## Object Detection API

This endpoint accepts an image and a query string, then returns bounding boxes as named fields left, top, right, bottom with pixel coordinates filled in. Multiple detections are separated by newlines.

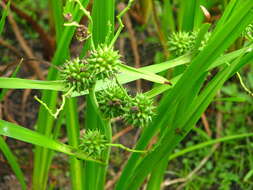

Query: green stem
left=71, top=0, right=95, bottom=49
left=34, top=87, right=74, bottom=119
left=168, top=133, right=253, bottom=161
left=236, top=72, right=253, bottom=96
left=107, top=143, right=147, bottom=153
left=87, top=85, right=112, bottom=190
left=65, top=98, right=84, bottom=189
left=109, top=0, right=134, bottom=47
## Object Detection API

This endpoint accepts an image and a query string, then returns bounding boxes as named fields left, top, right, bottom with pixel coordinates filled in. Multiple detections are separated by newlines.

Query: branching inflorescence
left=61, top=45, right=121, bottom=92
left=35, top=0, right=152, bottom=158
left=168, top=31, right=197, bottom=56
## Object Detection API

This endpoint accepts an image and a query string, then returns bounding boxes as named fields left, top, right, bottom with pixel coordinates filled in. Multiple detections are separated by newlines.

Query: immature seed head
left=87, top=45, right=121, bottom=80
left=64, top=13, right=73, bottom=21
left=97, top=85, right=130, bottom=119
left=124, top=93, right=155, bottom=128
left=168, top=31, right=197, bottom=56
left=61, top=57, right=94, bottom=92
left=76, top=25, right=90, bottom=42
left=79, top=129, right=108, bottom=159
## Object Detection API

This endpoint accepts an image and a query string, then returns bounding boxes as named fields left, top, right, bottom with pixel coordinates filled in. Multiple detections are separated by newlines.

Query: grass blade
left=32, top=1, right=89, bottom=188
left=168, top=133, right=253, bottom=161
left=0, top=136, right=27, bottom=190
left=0, top=0, right=10, bottom=35
left=116, top=1, right=253, bottom=188
left=65, top=99, right=84, bottom=189
left=0, top=119, right=103, bottom=164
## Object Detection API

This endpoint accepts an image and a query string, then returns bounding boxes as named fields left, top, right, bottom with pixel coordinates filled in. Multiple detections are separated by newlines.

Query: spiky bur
left=168, top=31, right=212, bottom=56
left=79, top=129, right=108, bottom=159
left=168, top=31, right=197, bottom=56
left=96, top=85, right=130, bottom=119
left=97, top=84, right=155, bottom=127
left=87, top=45, right=121, bottom=80
left=61, top=57, right=92, bottom=92
left=123, top=93, right=155, bottom=128
left=60, top=45, right=122, bottom=92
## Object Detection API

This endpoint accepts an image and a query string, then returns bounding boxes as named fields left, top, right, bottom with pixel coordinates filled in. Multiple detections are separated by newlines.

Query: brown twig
left=0, top=61, right=17, bottom=76
left=216, top=91, right=223, bottom=139
left=201, top=113, right=212, bottom=137
left=151, top=0, right=169, bottom=58
left=129, top=9, right=144, bottom=25
left=105, top=170, right=122, bottom=190
left=177, top=144, right=219, bottom=190
left=0, top=103, right=3, bottom=119
left=118, top=36, right=126, bottom=59
left=4, top=0, right=55, bottom=59
left=118, top=2, right=142, bottom=91
left=3, top=90, right=18, bottom=124
left=0, top=38, right=23, bottom=57
left=112, top=126, right=133, bottom=142
left=1, top=1, right=45, bottom=80
left=21, top=89, right=32, bottom=124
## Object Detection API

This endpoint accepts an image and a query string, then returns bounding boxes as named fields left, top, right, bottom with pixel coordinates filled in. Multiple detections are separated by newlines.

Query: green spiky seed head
left=87, top=45, right=121, bottom=80
left=123, top=93, right=155, bottom=128
left=168, top=31, right=197, bottom=56
left=97, top=85, right=130, bottom=119
left=79, top=129, right=108, bottom=159
left=61, top=58, right=94, bottom=92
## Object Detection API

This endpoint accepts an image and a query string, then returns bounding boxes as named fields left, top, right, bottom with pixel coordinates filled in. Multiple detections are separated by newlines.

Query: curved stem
left=107, top=143, right=147, bottom=153
left=34, top=87, right=74, bottom=119
left=69, top=0, right=95, bottom=50
left=109, top=0, right=135, bottom=48
left=236, top=72, right=253, bottom=96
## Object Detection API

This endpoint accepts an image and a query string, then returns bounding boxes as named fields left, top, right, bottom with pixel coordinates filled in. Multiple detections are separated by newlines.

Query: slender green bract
left=168, top=133, right=253, bottom=161
left=0, top=137, right=27, bottom=190
left=0, top=119, right=104, bottom=164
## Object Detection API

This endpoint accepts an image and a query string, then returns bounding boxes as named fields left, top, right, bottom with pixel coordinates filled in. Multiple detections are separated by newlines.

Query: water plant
left=0, top=0, right=253, bottom=189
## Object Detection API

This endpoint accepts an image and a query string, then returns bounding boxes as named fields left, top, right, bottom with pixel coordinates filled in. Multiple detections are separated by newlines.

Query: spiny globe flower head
left=124, top=93, right=155, bottom=128
left=97, top=85, right=130, bottom=119
left=87, top=44, right=122, bottom=81
left=60, top=57, right=94, bottom=92
left=168, top=31, right=197, bottom=56
left=79, top=129, right=108, bottom=159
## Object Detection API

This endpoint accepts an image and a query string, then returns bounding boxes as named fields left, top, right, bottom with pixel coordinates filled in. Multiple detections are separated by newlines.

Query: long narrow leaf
left=0, top=0, right=10, bottom=35
left=168, top=133, right=253, bottom=161
left=0, top=119, right=103, bottom=164
left=0, top=136, right=27, bottom=190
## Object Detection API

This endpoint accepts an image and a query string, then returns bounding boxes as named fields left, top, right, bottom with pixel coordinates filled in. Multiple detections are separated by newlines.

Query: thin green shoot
left=107, top=143, right=147, bottom=153
left=109, top=0, right=135, bottom=47
left=236, top=72, right=253, bottom=97
left=34, top=87, right=75, bottom=119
